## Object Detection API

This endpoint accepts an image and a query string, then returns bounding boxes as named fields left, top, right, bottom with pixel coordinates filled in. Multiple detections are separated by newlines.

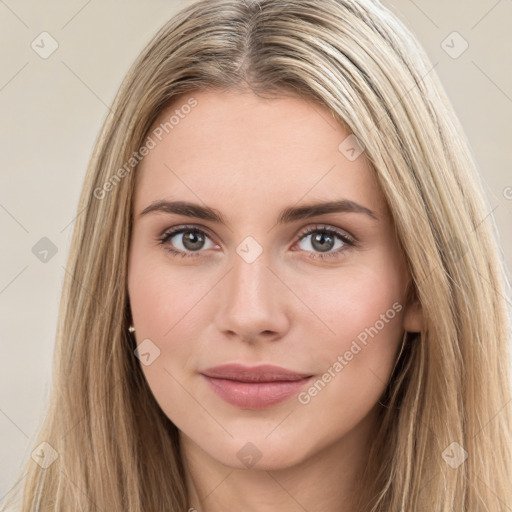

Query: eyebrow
left=139, top=199, right=378, bottom=225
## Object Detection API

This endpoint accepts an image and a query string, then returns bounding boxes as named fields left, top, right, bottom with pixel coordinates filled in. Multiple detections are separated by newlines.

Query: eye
left=294, top=225, right=355, bottom=260
left=158, top=224, right=356, bottom=260
left=158, top=225, right=218, bottom=258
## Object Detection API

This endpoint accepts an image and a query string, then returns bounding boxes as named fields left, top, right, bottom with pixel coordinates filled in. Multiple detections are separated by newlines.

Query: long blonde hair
left=3, top=0, right=511, bottom=510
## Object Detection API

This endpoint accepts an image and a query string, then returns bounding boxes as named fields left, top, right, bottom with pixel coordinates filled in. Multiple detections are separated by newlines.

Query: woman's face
left=127, top=89, right=422, bottom=470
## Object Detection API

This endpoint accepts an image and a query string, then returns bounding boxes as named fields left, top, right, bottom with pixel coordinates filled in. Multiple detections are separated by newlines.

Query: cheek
left=128, top=245, right=215, bottom=341
left=307, top=259, right=405, bottom=339
left=297, top=262, right=405, bottom=394
left=127, top=250, right=218, bottom=422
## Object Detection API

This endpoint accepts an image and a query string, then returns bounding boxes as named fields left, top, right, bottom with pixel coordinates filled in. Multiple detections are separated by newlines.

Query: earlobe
left=402, top=300, right=423, bottom=333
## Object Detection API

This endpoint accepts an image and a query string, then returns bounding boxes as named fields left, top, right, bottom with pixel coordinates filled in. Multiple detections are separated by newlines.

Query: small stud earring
left=128, top=325, right=135, bottom=333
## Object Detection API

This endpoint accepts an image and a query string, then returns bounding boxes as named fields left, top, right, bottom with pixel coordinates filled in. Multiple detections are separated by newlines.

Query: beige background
left=1, top=0, right=511, bottom=500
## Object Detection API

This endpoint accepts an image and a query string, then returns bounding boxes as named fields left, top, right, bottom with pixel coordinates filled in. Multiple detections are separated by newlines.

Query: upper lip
left=201, top=363, right=312, bottom=382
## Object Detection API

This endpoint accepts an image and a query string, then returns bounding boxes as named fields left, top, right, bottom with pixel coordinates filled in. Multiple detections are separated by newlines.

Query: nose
left=213, top=251, right=291, bottom=344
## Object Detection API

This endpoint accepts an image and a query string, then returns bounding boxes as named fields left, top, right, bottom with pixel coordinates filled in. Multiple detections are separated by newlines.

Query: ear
left=402, top=283, right=423, bottom=332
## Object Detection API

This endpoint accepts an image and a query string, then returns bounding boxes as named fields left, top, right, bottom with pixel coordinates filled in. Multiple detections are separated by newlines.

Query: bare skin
left=127, top=88, right=423, bottom=511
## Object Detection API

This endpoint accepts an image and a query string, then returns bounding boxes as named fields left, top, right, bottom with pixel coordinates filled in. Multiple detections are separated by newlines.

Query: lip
left=201, top=363, right=313, bottom=409
left=201, top=363, right=312, bottom=382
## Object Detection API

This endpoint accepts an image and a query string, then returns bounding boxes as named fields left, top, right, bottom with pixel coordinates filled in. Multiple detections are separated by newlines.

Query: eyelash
left=157, top=224, right=356, bottom=261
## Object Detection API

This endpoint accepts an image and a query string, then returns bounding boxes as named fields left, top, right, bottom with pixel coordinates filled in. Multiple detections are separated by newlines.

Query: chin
left=207, top=435, right=312, bottom=471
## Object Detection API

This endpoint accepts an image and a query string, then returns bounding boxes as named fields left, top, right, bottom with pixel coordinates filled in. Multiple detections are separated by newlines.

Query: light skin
left=127, top=88, right=423, bottom=511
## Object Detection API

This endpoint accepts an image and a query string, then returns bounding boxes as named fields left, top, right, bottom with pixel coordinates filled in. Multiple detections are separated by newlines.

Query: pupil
left=184, top=231, right=204, bottom=251
left=312, top=232, right=333, bottom=252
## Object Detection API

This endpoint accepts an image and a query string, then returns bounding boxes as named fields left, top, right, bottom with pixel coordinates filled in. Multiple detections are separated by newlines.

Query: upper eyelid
left=160, top=224, right=217, bottom=242
left=298, top=224, right=355, bottom=242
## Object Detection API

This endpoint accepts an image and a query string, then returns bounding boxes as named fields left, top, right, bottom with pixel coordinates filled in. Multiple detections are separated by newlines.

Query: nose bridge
left=230, top=249, right=270, bottom=303
left=213, top=245, right=290, bottom=340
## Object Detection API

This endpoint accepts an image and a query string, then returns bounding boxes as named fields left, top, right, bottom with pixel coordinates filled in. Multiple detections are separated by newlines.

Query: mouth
left=200, top=363, right=314, bottom=409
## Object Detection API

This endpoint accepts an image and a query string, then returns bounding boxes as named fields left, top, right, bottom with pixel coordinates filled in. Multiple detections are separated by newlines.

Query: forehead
left=144, top=89, right=347, bottom=161
left=135, top=89, right=384, bottom=216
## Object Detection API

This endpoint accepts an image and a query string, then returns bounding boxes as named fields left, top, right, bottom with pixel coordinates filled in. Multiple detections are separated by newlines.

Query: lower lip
left=202, top=375, right=313, bottom=410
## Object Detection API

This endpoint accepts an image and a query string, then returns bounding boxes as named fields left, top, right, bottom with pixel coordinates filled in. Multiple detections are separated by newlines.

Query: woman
left=3, top=0, right=511, bottom=510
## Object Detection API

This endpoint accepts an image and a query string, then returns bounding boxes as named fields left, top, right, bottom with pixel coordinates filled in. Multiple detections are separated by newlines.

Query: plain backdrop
left=1, top=0, right=511, bottom=501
